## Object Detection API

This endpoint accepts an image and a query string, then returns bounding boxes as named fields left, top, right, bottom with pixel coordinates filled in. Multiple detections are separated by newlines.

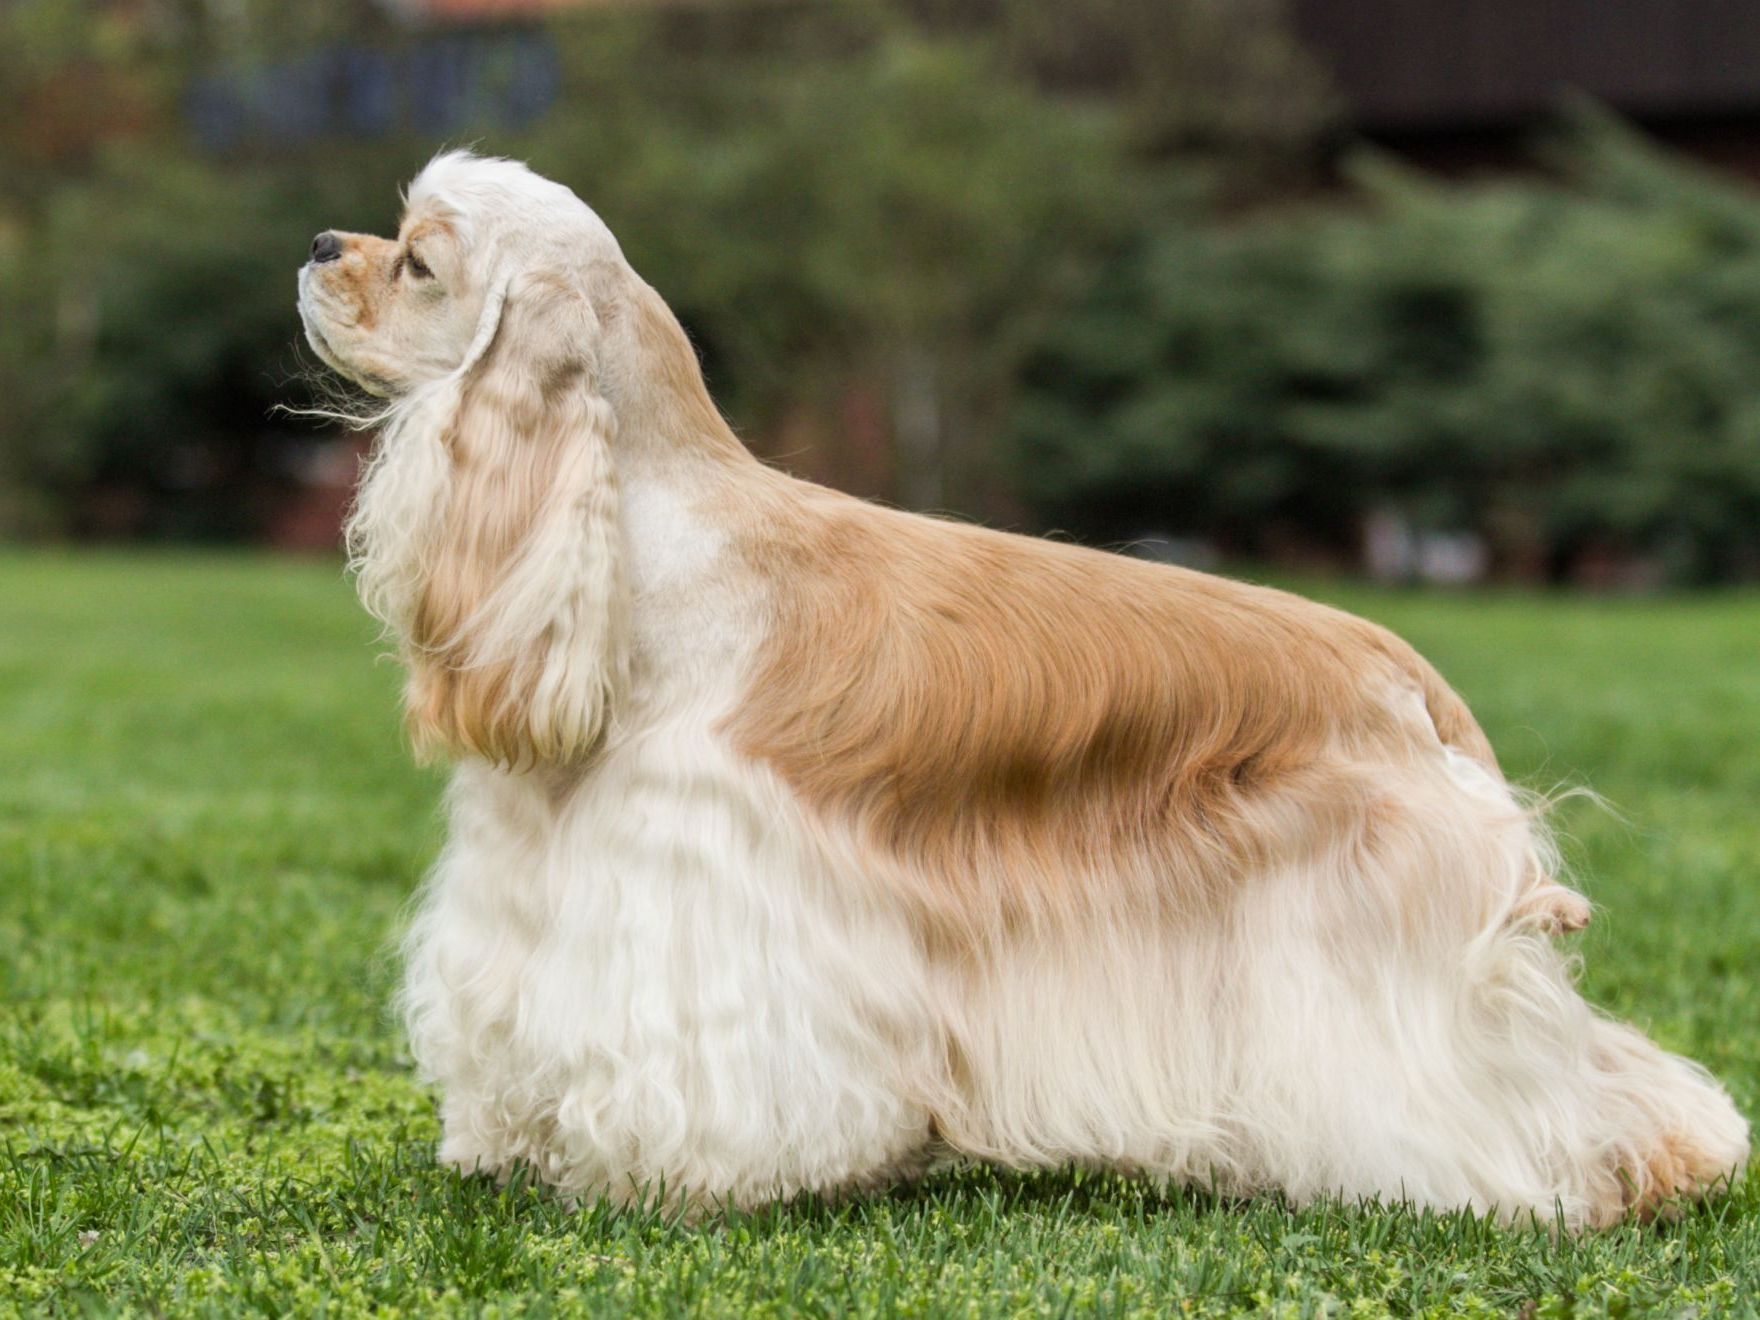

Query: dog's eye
left=396, top=250, right=432, bottom=281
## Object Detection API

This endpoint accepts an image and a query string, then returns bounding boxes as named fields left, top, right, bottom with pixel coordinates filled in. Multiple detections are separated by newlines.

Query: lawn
left=3, top=551, right=1759, bottom=1316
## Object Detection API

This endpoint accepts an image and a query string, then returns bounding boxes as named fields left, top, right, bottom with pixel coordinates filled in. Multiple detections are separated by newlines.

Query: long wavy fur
left=298, top=150, right=1747, bottom=1228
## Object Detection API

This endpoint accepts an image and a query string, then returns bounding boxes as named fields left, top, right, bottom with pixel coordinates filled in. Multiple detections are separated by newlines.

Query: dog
left=297, top=151, right=1747, bottom=1226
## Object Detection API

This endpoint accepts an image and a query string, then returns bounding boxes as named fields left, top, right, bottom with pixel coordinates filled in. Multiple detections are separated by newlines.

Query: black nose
left=309, top=231, right=342, bottom=264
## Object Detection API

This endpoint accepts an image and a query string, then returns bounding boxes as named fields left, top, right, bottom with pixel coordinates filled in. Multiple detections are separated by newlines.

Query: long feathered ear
left=398, top=270, right=628, bottom=768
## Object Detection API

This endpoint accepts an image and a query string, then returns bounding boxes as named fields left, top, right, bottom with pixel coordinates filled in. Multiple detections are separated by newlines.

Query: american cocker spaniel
left=296, top=151, right=1746, bottom=1226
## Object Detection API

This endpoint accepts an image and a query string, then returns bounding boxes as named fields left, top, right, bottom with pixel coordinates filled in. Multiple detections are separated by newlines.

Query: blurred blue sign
left=187, top=30, right=560, bottom=150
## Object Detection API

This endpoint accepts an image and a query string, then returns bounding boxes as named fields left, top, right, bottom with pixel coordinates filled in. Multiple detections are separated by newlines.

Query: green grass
left=3, top=552, right=1760, bottom=1316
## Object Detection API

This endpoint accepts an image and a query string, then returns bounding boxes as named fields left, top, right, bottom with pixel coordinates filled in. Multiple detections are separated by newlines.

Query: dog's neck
left=599, top=279, right=777, bottom=704
left=602, top=277, right=754, bottom=481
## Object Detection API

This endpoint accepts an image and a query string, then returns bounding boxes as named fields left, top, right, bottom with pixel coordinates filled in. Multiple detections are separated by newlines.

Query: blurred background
left=7, top=0, right=1760, bottom=586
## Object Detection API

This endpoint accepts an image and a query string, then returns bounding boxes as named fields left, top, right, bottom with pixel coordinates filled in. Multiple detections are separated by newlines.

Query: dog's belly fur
left=401, top=681, right=1747, bottom=1225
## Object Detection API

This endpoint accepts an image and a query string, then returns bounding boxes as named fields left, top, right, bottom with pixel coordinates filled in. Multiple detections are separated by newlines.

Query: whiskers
left=274, top=349, right=398, bottom=431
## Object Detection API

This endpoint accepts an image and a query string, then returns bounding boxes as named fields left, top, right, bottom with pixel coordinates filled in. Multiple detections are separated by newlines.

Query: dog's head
left=297, top=151, right=626, bottom=399
left=300, top=153, right=653, bottom=768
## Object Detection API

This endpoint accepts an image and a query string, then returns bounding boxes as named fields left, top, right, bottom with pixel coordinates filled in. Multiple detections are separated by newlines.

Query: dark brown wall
left=1293, top=0, right=1760, bottom=132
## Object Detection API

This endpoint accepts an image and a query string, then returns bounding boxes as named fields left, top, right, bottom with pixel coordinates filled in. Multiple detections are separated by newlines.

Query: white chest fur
left=396, top=471, right=940, bottom=1207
